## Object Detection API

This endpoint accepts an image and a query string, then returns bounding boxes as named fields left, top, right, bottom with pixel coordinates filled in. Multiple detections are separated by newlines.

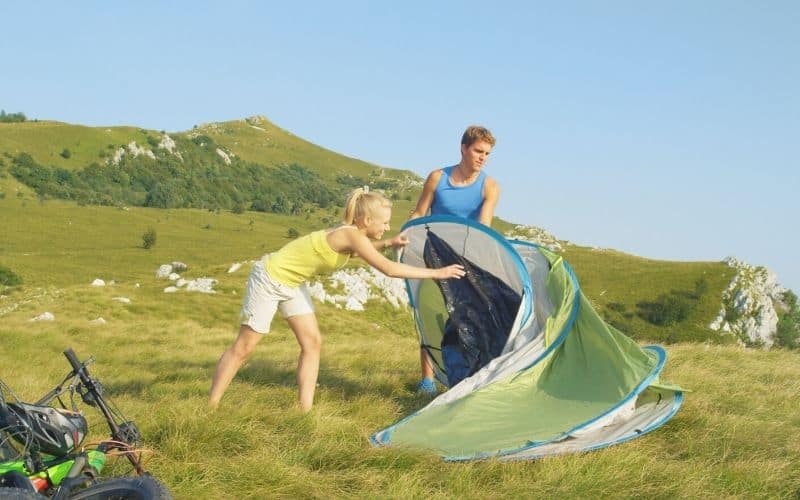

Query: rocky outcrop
left=216, top=148, right=232, bottom=165
left=709, top=257, right=787, bottom=347
left=308, top=267, right=408, bottom=311
left=504, top=224, right=564, bottom=252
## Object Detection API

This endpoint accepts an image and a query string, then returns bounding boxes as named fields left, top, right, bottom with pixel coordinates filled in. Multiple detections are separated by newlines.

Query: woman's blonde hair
left=342, top=187, right=392, bottom=225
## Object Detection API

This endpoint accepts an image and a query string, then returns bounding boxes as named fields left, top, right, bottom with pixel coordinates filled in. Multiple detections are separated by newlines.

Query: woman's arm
left=337, top=227, right=464, bottom=280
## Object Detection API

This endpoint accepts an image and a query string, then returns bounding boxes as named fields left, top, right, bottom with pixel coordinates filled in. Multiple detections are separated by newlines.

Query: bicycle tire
left=0, top=488, right=45, bottom=499
left=67, top=476, right=171, bottom=500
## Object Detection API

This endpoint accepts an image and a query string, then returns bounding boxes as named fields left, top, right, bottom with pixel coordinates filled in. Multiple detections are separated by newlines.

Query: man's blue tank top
left=430, top=165, right=486, bottom=220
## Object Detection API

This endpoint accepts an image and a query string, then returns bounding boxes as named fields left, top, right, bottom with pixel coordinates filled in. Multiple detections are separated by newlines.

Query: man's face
left=460, top=140, right=493, bottom=172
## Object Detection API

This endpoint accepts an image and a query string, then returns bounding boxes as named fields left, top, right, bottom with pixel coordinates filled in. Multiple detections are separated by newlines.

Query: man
left=408, top=125, right=501, bottom=394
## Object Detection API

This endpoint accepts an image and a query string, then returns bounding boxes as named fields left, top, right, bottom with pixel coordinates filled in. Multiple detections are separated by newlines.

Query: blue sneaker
left=416, top=378, right=437, bottom=395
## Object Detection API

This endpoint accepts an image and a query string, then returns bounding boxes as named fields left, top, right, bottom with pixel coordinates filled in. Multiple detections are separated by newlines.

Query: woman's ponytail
left=342, top=186, right=391, bottom=225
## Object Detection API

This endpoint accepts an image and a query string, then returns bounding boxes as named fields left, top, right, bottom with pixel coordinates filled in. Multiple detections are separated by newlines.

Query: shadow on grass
left=105, top=356, right=431, bottom=416
left=239, top=359, right=433, bottom=415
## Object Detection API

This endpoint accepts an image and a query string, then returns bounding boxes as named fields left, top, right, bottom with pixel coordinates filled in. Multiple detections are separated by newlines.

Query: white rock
left=89, top=317, right=107, bottom=325
left=185, top=278, right=217, bottom=294
left=91, top=279, right=106, bottom=287
left=127, top=141, right=156, bottom=159
left=111, top=147, right=125, bottom=165
left=158, top=134, right=177, bottom=153
left=113, top=297, right=131, bottom=304
left=164, top=286, right=179, bottom=293
left=168, top=272, right=181, bottom=281
left=227, top=262, right=243, bottom=273
left=31, top=312, right=55, bottom=322
left=345, top=297, right=364, bottom=311
left=216, top=148, right=232, bottom=165
left=156, top=264, right=173, bottom=278
left=504, top=224, right=564, bottom=251
left=171, top=262, right=188, bottom=272
left=307, top=267, right=408, bottom=311
left=718, top=258, right=788, bottom=347
left=175, top=278, right=188, bottom=288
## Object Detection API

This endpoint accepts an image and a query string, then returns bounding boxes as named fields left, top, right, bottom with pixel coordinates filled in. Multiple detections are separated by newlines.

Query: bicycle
left=0, top=348, right=171, bottom=499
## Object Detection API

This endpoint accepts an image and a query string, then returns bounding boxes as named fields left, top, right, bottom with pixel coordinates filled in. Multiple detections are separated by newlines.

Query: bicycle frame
left=1, top=348, right=148, bottom=496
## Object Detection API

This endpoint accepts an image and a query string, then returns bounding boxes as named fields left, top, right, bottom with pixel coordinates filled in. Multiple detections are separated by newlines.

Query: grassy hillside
left=561, top=247, right=737, bottom=344
left=0, top=117, right=419, bottom=198
left=0, top=120, right=150, bottom=170
left=0, top=194, right=797, bottom=496
left=0, top=116, right=764, bottom=347
left=1, top=115, right=799, bottom=495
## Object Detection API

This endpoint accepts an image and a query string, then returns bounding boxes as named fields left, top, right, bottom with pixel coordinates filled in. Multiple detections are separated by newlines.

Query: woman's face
left=362, top=205, right=392, bottom=240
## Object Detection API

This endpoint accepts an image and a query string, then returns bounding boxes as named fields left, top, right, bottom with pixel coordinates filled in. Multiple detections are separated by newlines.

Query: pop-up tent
left=371, top=216, right=683, bottom=461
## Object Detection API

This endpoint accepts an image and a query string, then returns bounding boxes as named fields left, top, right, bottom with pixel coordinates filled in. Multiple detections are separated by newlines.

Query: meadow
left=2, top=186, right=799, bottom=499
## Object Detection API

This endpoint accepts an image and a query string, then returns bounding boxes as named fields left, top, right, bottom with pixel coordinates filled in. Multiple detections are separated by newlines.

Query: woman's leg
left=286, top=313, right=322, bottom=412
left=209, top=325, right=263, bottom=408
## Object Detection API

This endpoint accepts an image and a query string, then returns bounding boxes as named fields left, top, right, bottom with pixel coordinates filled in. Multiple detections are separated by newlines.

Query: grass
left=561, top=246, right=737, bottom=344
left=2, top=294, right=799, bottom=498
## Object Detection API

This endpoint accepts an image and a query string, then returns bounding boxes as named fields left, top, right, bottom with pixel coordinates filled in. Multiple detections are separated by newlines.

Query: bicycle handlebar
left=60, top=347, right=145, bottom=474
left=63, top=348, right=82, bottom=374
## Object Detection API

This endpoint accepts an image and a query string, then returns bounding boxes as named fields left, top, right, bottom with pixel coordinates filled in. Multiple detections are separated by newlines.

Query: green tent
left=371, top=216, right=683, bottom=461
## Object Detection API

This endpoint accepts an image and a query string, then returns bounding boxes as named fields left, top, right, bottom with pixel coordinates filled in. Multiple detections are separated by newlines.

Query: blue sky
left=2, top=1, right=798, bottom=293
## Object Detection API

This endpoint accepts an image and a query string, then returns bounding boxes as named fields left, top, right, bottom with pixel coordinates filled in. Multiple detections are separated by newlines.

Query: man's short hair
left=461, top=125, right=496, bottom=147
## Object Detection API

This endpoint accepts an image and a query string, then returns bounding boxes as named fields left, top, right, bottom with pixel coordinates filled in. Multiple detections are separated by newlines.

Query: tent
left=371, top=216, right=683, bottom=461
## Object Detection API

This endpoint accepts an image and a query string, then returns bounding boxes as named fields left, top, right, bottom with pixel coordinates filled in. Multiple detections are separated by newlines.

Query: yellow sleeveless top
left=264, top=229, right=350, bottom=287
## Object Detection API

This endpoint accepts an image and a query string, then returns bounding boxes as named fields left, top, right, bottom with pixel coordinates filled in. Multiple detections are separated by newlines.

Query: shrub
left=782, top=290, right=798, bottom=310
left=0, top=110, right=26, bottom=123
left=639, top=294, right=693, bottom=326
left=60, top=148, right=71, bottom=159
left=775, top=312, right=799, bottom=349
left=0, top=265, right=22, bottom=287
left=693, top=277, right=709, bottom=299
left=141, top=227, right=157, bottom=249
left=774, top=292, right=799, bottom=349
left=287, top=227, right=300, bottom=239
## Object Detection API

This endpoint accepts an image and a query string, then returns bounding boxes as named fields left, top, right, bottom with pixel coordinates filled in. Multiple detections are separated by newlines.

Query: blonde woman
left=209, top=187, right=465, bottom=411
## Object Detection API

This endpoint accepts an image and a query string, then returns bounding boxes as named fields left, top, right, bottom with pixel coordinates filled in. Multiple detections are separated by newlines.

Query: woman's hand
left=386, top=232, right=410, bottom=249
left=435, top=264, right=466, bottom=280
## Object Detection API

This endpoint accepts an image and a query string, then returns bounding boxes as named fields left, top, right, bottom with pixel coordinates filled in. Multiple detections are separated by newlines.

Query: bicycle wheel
left=0, top=488, right=44, bottom=499
left=67, top=476, right=171, bottom=500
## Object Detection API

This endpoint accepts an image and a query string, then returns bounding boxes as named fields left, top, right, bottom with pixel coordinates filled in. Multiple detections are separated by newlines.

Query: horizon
left=2, top=1, right=797, bottom=293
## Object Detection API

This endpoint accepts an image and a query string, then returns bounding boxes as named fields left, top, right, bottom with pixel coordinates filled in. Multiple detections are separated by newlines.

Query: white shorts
left=239, top=258, right=315, bottom=334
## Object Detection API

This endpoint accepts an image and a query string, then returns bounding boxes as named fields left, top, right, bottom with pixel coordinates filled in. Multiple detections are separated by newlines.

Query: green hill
left=1, top=116, right=799, bottom=498
left=1, top=116, right=795, bottom=347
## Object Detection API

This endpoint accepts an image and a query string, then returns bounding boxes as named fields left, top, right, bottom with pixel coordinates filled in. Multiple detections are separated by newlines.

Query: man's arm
left=478, top=177, right=500, bottom=226
left=408, top=170, right=443, bottom=220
